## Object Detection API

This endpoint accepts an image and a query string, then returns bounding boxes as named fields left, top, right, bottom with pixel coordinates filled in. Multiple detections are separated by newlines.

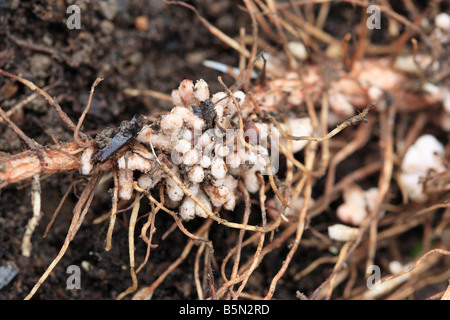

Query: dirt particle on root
left=94, top=127, right=115, bottom=149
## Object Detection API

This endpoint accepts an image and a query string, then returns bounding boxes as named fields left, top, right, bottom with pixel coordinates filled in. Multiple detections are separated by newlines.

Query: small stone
left=135, top=16, right=149, bottom=31
left=100, top=0, right=121, bottom=20
left=100, top=20, right=115, bottom=34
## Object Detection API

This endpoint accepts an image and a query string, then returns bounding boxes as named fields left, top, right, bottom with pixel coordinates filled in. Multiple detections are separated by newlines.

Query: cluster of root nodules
left=81, top=79, right=303, bottom=222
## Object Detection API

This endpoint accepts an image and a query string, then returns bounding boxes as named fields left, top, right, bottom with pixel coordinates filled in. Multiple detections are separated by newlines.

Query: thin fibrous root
left=0, top=68, right=89, bottom=141
left=24, top=173, right=102, bottom=300
left=270, top=104, right=376, bottom=142
left=21, top=174, right=42, bottom=257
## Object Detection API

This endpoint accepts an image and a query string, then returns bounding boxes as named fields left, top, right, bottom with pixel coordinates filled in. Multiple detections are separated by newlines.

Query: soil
left=0, top=0, right=264, bottom=300
left=0, top=1, right=449, bottom=300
